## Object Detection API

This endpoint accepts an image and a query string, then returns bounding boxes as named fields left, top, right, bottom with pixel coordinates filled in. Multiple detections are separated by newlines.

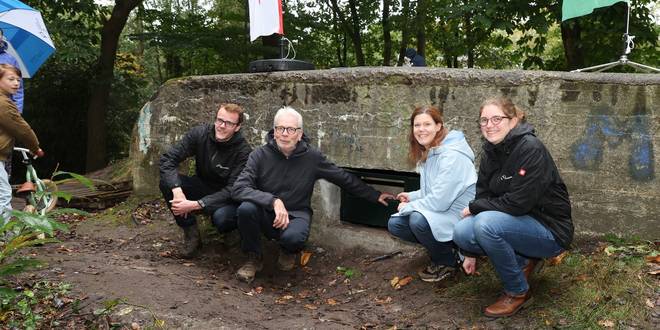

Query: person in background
left=159, top=103, right=252, bottom=258
left=405, top=48, right=426, bottom=67
left=232, top=106, right=394, bottom=283
left=453, top=97, right=573, bottom=318
left=388, top=105, right=476, bottom=282
left=0, top=29, right=24, bottom=179
left=0, top=64, right=42, bottom=224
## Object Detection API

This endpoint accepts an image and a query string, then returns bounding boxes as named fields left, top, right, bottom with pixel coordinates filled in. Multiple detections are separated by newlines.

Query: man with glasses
left=159, top=103, right=252, bottom=258
left=232, top=106, right=394, bottom=283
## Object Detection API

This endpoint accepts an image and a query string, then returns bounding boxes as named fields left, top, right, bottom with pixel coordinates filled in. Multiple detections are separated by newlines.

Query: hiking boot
left=522, top=259, right=544, bottom=281
left=484, top=291, right=533, bottom=318
left=236, top=253, right=263, bottom=283
left=180, top=224, right=201, bottom=259
left=277, top=250, right=297, bottom=271
left=418, top=263, right=456, bottom=282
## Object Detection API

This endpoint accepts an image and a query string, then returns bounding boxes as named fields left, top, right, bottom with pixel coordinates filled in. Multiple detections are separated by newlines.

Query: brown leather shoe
left=522, top=259, right=544, bottom=281
left=484, top=291, right=533, bottom=318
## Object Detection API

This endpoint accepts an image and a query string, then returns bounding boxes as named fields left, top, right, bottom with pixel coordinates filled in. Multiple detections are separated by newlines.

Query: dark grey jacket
left=232, top=130, right=381, bottom=218
left=469, top=122, right=574, bottom=249
left=159, top=124, right=252, bottom=212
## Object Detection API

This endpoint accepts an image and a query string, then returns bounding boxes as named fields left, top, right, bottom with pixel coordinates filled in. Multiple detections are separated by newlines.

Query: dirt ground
left=17, top=199, right=650, bottom=329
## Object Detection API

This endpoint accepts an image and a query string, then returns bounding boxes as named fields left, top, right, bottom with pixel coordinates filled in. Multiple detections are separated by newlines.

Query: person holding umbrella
left=0, top=63, right=43, bottom=224
left=0, top=28, right=23, bottom=178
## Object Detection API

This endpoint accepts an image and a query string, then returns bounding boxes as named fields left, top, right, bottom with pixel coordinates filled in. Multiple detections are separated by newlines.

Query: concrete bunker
left=130, top=67, right=660, bottom=253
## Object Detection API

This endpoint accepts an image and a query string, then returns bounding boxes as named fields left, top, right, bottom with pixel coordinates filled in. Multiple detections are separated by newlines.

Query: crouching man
left=159, top=103, right=252, bottom=258
left=232, top=106, right=394, bottom=283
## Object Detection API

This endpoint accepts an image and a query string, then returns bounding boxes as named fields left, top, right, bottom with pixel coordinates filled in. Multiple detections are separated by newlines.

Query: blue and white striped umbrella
left=0, top=0, right=55, bottom=78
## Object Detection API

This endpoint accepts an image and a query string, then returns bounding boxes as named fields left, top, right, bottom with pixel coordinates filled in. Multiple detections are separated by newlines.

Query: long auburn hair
left=408, top=105, right=448, bottom=166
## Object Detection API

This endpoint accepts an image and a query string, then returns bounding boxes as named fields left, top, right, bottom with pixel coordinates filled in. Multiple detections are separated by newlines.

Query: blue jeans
left=388, top=211, right=457, bottom=267
left=453, top=211, right=564, bottom=295
left=0, top=161, right=11, bottom=224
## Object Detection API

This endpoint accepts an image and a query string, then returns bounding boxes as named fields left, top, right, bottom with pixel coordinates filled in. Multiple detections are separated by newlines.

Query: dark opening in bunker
left=341, top=167, right=420, bottom=228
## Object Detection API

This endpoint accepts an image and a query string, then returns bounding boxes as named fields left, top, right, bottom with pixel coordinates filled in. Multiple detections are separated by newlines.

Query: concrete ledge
left=130, top=67, right=660, bottom=251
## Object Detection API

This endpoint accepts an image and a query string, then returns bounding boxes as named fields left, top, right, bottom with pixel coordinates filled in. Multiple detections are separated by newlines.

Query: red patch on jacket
left=518, top=168, right=526, bottom=176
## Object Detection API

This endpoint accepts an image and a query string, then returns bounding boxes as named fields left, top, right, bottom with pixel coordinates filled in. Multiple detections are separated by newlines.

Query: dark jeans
left=159, top=174, right=237, bottom=232
left=388, top=211, right=457, bottom=267
left=237, top=201, right=310, bottom=256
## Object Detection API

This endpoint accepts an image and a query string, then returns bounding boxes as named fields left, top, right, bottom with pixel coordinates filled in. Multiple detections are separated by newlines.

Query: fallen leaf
left=646, top=298, right=655, bottom=308
left=390, top=276, right=400, bottom=288
left=645, top=255, right=660, bottom=263
left=575, top=274, right=589, bottom=282
left=395, top=276, right=413, bottom=289
left=304, top=304, right=318, bottom=310
left=375, top=296, right=392, bottom=304
left=297, top=290, right=311, bottom=299
left=328, top=279, right=337, bottom=286
left=548, top=251, right=568, bottom=266
left=159, top=251, right=172, bottom=257
left=182, top=263, right=195, bottom=267
left=255, top=286, right=263, bottom=294
left=300, top=251, right=312, bottom=266
left=326, top=298, right=338, bottom=306
left=598, top=319, right=614, bottom=327
left=648, top=268, right=660, bottom=275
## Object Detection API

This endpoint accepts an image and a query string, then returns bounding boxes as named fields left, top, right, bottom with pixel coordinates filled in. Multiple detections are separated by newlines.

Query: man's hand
left=397, top=201, right=408, bottom=212
left=377, top=192, right=395, bottom=206
left=272, top=198, right=289, bottom=229
left=169, top=188, right=201, bottom=217
left=396, top=192, right=410, bottom=203
left=461, top=207, right=471, bottom=218
left=34, top=148, right=45, bottom=158
left=462, top=256, right=477, bottom=275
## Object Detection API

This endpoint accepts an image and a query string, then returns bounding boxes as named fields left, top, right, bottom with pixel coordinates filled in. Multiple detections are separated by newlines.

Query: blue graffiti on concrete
left=571, top=107, right=654, bottom=181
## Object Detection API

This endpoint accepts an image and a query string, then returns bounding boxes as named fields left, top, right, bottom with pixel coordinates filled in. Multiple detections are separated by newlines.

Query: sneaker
left=277, top=250, right=297, bottom=271
left=236, top=253, right=263, bottom=283
left=418, top=263, right=456, bottom=282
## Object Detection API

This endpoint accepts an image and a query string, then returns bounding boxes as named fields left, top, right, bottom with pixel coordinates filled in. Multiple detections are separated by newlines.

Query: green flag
left=562, top=0, right=629, bottom=21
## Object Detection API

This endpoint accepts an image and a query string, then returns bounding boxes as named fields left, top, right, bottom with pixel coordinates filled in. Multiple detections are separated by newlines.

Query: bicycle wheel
left=28, top=179, right=59, bottom=214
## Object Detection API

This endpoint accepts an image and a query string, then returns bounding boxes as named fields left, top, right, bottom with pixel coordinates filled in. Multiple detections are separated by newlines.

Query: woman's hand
left=461, top=207, right=471, bottom=218
left=397, top=201, right=407, bottom=212
left=462, top=257, right=477, bottom=275
left=396, top=192, right=410, bottom=203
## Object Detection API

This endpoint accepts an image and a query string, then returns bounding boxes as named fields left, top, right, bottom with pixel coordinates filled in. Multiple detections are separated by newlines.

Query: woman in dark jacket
left=453, top=97, right=573, bottom=318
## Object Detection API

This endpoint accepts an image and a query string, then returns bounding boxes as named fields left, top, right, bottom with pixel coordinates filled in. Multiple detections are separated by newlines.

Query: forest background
left=16, top=0, right=659, bottom=178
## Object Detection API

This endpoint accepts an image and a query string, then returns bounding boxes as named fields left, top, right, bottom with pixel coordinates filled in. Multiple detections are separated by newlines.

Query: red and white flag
left=248, top=0, right=284, bottom=42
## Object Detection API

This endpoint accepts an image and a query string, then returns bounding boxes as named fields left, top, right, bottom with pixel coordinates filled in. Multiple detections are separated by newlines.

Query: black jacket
left=469, top=122, right=574, bottom=249
left=232, top=130, right=381, bottom=218
left=159, top=124, right=252, bottom=212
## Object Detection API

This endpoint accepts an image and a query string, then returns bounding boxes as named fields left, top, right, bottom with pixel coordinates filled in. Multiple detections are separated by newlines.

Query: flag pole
left=572, top=2, right=659, bottom=73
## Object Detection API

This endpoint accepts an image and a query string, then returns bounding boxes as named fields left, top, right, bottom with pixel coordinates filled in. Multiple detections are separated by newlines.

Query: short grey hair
left=273, top=106, right=303, bottom=128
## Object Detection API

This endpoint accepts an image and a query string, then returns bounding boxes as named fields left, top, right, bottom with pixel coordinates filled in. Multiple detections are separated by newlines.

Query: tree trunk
left=327, top=0, right=364, bottom=66
left=347, top=0, right=364, bottom=65
left=415, top=0, right=427, bottom=57
left=561, top=20, right=584, bottom=70
left=397, top=0, right=412, bottom=65
left=464, top=11, right=474, bottom=68
left=86, top=0, right=142, bottom=172
left=382, top=0, right=392, bottom=66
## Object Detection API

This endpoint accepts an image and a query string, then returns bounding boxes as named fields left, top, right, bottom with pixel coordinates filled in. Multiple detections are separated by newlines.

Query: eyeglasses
left=215, top=118, right=238, bottom=128
left=479, top=115, right=510, bottom=127
left=274, top=126, right=301, bottom=134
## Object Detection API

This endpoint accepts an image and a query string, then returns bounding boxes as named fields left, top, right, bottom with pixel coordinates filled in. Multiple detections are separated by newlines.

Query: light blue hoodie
left=397, top=130, right=477, bottom=241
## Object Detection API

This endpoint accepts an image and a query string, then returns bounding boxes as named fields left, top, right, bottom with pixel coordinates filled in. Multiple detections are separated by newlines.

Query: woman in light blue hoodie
left=388, top=105, right=477, bottom=282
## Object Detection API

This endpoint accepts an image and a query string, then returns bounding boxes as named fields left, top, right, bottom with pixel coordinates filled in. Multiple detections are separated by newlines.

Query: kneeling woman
left=454, top=97, right=573, bottom=317
left=388, top=105, right=477, bottom=282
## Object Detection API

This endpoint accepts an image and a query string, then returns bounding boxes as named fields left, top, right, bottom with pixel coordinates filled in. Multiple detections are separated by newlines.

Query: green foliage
left=0, top=281, right=74, bottom=329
